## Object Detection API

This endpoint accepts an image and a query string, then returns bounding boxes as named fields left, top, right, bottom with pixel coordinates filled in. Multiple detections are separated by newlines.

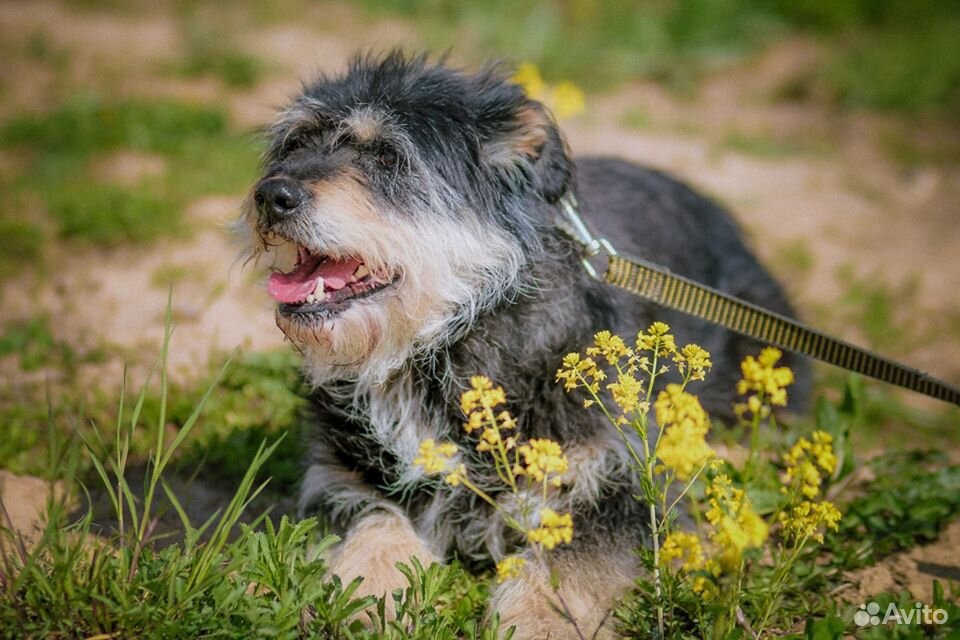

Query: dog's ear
left=483, top=101, right=572, bottom=204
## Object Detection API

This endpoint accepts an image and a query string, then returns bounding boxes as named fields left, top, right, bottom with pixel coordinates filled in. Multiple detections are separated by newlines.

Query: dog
left=238, top=51, right=810, bottom=639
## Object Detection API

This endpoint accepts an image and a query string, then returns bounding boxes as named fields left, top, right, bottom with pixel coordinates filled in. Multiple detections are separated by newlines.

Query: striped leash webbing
left=557, top=194, right=960, bottom=408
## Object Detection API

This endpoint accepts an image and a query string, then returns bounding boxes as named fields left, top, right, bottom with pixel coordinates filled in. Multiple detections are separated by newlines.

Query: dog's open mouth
left=268, top=246, right=394, bottom=314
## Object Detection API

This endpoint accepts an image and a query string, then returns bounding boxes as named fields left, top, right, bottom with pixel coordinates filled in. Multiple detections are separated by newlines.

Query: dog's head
left=239, top=52, right=572, bottom=384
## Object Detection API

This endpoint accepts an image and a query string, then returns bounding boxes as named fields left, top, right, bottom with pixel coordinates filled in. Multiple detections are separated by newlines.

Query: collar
left=556, top=192, right=617, bottom=280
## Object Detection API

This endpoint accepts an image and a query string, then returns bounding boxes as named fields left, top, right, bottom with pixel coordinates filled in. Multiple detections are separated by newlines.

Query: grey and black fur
left=240, top=52, right=810, bottom=638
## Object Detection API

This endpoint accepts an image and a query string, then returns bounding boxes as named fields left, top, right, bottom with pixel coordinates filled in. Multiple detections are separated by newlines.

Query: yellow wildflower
left=476, top=427, right=502, bottom=453
left=713, top=508, right=768, bottom=570
left=654, top=383, right=708, bottom=428
left=414, top=439, right=458, bottom=474
left=654, top=384, right=714, bottom=479
left=657, top=425, right=715, bottom=481
left=649, top=321, right=671, bottom=336
left=556, top=353, right=605, bottom=394
left=737, top=347, right=794, bottom=407
left=497, top=411, right=517, bottom=430
left=464, top=410, right=485, bottom=434
left=636, top=322, right=678, bottom=356
left=586, top=330, right=631, bottom=365
left=527, top=508, right=574, bottom=550
left=513, top=62, right=546, bottom=101
left=674, top=343, right=713, bottom=382
left=705, top=474, right=738, bottom=525
left=779, top=500, right=841, bottom=544
left=607, top=371, right=644, bottom=415
left=445, top=463, right=466, bottom=487
left=691, top=564, right=720, bottom=600
left=549, top=81, right=586, bottom=119
left=495, top=555, right=527, bottom=583
left=782, top=431, right=836, bottom=499
left=779, top=431, right=841, bottom=544
left=704, top=474, right=767, bottom=570
left=660, top=531, right=705, bottom=572
left=660, top=531, right=722, bottom=599
left=460, top=375, right=506, bottom=415
left=734, top=395, right=770, bottom=420
left=512, top=62, right=585, bottom=119
left=810, top=430, right=837, bottom=475
left=517, top=438, right=568, bottom=483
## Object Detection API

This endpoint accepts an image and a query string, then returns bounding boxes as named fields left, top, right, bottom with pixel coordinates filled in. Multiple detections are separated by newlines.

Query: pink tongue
left=268, top=255, right=363, bottom=304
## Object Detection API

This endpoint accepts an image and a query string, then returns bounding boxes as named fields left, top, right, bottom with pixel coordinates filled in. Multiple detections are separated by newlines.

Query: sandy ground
left=0, top=0, right=958, bottom=603
left=848, top=518, right=960, bottom=604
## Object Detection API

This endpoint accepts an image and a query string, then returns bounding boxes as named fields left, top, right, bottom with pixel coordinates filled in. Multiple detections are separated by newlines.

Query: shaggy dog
left=239, top=52, right=810, bottom=638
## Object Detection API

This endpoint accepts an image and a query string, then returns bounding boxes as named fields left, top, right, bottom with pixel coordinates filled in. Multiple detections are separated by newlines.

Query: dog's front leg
left=327, top=510, right=438, bottom=617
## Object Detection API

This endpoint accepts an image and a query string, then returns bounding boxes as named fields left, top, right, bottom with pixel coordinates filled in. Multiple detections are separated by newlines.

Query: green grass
left=0, top=220, right=43, bottom=280
left=182, top=51, right=263, bottom=87
left=360, top=0, right=960, bottom=116
left=0, top=316, right=106, bottom=376
left=44, top=181, right=175, bottom=245
left=618, top=107, right=652, bottom=131
left=0, top=95, right=260, bottom=251
left=831, top=265, right=923, bottom=354
left=829, top=451, right=960, bottom=569
left=0, top=316, right=500, bottom=639
left=824, top=23, right=960, bottom=113
left=360, top=0, right=781, bottom=93
left=170, top=14, right=267, bottom=89
left=0, top=309, right=303, bottom=485
left=0, top=95, right=227, bottom=155
left=719, top=130, right=833, bottom=159
left=773, top=237, right=816, bottom=279
left=0, top=343, right=302, bottom=485
left=173, top=350, right=309, bottom=494
left=792, top=0, right=960, bottom=114
left=877, top=125, right=960, bottom=168
left=23, top=31, right=68, bottom=69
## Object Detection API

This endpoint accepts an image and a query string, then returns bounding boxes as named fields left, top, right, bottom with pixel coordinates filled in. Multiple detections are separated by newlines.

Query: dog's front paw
left=492, top=579, right=607, bottom=640
left=489, top=554, right=635, bottom=640
left=328, top=511, right=437, bottom=618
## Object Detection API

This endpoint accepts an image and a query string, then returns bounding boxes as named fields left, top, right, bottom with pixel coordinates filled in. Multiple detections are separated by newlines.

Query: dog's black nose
left=255, top=178, right=309, bottom=223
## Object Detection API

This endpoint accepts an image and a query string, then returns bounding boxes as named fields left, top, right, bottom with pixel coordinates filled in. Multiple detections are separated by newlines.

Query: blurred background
left=1, top=0, right=959, bottom=486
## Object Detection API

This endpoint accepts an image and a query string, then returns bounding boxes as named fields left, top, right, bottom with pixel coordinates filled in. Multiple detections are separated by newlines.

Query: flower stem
left=755, top=536, right=808, bottom=636
left=650, top=499, right=665, bottom=639
left=644, top=343, right=665, bottom=638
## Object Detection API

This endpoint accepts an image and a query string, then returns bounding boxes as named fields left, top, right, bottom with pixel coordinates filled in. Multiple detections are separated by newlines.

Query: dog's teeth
left=314, top=277, right=325, bottom=295
left=353, top=264, right=370, bottom=280
left=306, top=294, right=316, bottom=303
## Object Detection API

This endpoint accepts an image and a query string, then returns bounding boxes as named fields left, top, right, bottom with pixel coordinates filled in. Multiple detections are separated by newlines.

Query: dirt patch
left=0, top=196, right=281, bottom=385
left=847, top=518, right=960, bottom=603
left=90, top=151, right=168, bottom=186
left=0, top=471, right=61, bottom=550
left=0, top=1, right=180, bottom=66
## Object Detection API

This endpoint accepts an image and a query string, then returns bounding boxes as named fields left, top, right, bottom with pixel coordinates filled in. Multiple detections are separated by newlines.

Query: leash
left=556, top=194, right=960, bottom=407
